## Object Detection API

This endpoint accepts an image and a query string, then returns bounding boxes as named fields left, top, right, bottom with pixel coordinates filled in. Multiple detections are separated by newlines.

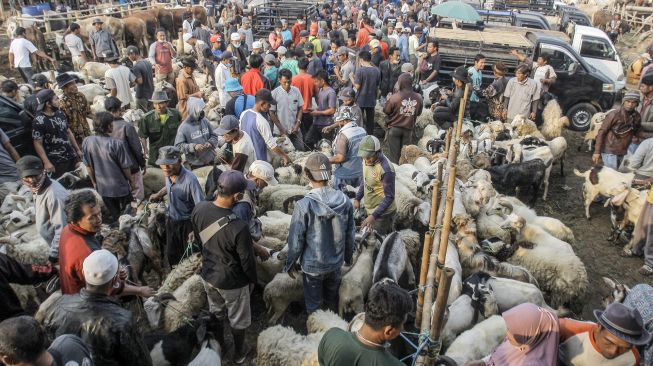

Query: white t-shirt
left=105, top=66, right=136, bottom=107
left=232, top=131, right=256, bottom=173
left=215, top=63, right=231, bottom=108
left=532, top=63, right=557, bottom=87
left=64, top=33, right=84, bottom=57
left=9, top=38, right=37, bottom=68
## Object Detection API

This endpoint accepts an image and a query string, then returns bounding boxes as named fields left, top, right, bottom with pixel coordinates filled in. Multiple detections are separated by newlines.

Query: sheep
left=259, top=185, right=309, bottom=214
left=35, top=290, right=62, bottom=323
left=510, top=114, right=545, bottom=140
left=1, top=211, right=32, bottom=232
left=461, top=179, right=497, bottom=216
left=148, top=313, right=221, bottom=366
left=257, top=236, right=286, bottom=252
left=275, top=164, right=308, bottom=185
left=583, top=110, right=609, bottom=152
left=398, top=229, right=420, bottom=270
left=187, top=339, right=221, bottom=366
left=398, top=145, right=443, bottom=165
left=485, top=158, right=547, bottom=206
left=256, top=247, right=288, bottom=285
left=81, top=62, right=111, bottom=81
left=157, top=253, right=202, bottom=295
left=256, top=325, right=322, bottom=366
left=394, top=183, right=431, bottom=229
left=118, top=213, right=165, bottom=285
left=415, top=107, right=435, bottom=136
left=123, top=108, right=145, bottom=127
left=476, top=202, right=512, bottom=244
left=438, top=280, right=499, bottom=347
left=142, top=167, right=166, bottom=197
left=501, top=214, right=588, bottom=313
left=477, top=120, right=509, bottom=140
left=1, top=238, right=49, bottom=265
left=605, top=187, right=647, bottom=250
left=431, top=236, right=463, bottom=305
left=541, top=98, right=570, bottom=140
left=444, top=315, right=507, bottom=366
left=263, top=272, right=304, bottom=324
left=510, top=144, right=553, bottom=201
left=464, top=272, right=556, bottom=314
left=547, top=136, right=568, bottom=176
left=306, top=309, right=348, bottom=334
left=143, top=274, right=208, bottom=332
left=574, top=165, right=635, bottom=219
left=259, top=211, right=293, bottom=242
left=486, top=195, right=575, bottom=244
left=339, top=233, right=376, bottom=317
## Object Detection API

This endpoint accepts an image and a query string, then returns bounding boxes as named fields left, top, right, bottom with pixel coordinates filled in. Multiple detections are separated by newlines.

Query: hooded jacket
left=383, top=73, right=423, bottom=129
left=284, top=186, right=355, bottom=274
left=174, top=98, right=219, bottom=167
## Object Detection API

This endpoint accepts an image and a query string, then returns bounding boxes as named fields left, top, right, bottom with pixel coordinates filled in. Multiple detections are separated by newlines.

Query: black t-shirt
left=191, top=201, right=257, bottom=289
left=420, top=53, right=441, bottom=82
left=48, top=334, right=94, bottom=366
left=32, top=110, right=77, bottom=164
left=132, top=59, right=154, bottom=100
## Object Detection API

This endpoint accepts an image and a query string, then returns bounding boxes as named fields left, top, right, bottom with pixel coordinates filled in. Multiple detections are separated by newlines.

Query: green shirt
left=318, top=328, right=403, bottom=366
left=139, top=108, right=182, bottom=166
left=280, top=59, right=300, bottom=76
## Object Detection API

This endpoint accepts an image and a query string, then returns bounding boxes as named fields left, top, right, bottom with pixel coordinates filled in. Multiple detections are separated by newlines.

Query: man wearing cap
left=225, top=78, right=255, bottom=119
left=558, top=302, right=649, bottom=365
left=191, top=170, right=258, bottom=364
left=280, top=47, right=299, bottom=76
left=16, top=155, right=68, bottom=264
left=369, top=39, right=383, bottom=67
left=292, top=15, right=306, bottom=46
left=271, top=69, right=305, bottom=151
left=305, top=42, right=324, bottom=77
left=324, top=107, right=367, bottom=190
left=384, top=73, right=423, bottom=163
left=175, top=97, right=219, bottom=168
left=43, top=249, right=153, bottom=365
left=148, top=29, right=177, bottom=84
left=216, top=115, right=256, bottom=172
left=216, top=52, right=234, bottom=109
left=240, top=89, right=291, bottom=165
left=397, top=27, right=410, bottom=63
left=64, top=23, right=87, bottom=71
left=139, top=91, right=182, bottom=167
left=226, top=33, right=248, bottom=76
left=355, top=135, right=397, bottom=234
left=241, top=54, right=267, bottom=95
left=334, top=46, right=355, bottom=89
left=22, top=73, right=51, bottom=116
left=298, top=29, right=310, bottom=48
left=379, top=46, right=403, bottom=101
left=32, top=89, right=82, bottom=178
left=264, top=54, right=279, bottom=89
left=176, top=57, right=202, bottom=120
left=104, top=51, right=136, bottom=108
left=8, top=27, right=55, bottom=84
left=239, top=18, right=254, bottom=50
left=503, top=64, right=540, bottom=122
left=210, top=33, right=224, bottom=59
left=82, top=111, right=135, bottom=225
left=593, top=91, right=643, bottom=169
left=57, top=74, right=92, bottom=145
left=89, top=18, right=117, bottom=61
left=251, top=40, right=263, bottom=55
left=284, top=152, right=355, bottom=314
left=441, top=65, right=471, bottom=124
left=150, top=146, right=205, bottom=266
left=232, top=160, right=277, bottom=259
left=354, top=50, right=381, bottom=136
left=127, top=46, right=154, bottom=112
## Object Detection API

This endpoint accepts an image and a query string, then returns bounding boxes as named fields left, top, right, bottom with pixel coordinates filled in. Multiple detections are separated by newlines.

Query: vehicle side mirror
left=568, top=62, right=579, bottom=75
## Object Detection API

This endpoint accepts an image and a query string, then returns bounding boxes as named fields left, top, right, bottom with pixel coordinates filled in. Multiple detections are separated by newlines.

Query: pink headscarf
left=488, top=303, right=560, bottom=366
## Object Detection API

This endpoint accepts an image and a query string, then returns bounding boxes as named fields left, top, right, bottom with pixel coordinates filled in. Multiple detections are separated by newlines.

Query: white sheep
left=476, top=202, right=512, bottom=244
left=1, top=238, right=49, bottom=264
left=584, top=110, right=610, bottom=152
left=502, top=214, right=588, bottom=313
left=263, top=272, right=304, bottom=324
left=259, top=185, right=309, bottom=214
left=541, top=98, right=569, bottom=140
left=510, top=115, right=545, bottom=140
left=444, top=315, right=507, bottom=365
left=431, top=237, right=462, bottom=305
left=339, top=237, right=376, bottom=317
left=260, top=211, right=293, bottom=242
left=306, top=309, right=348, bottom=334
left=35, top=290, right=62, bottom=323
left=461, top=179, right=497, bottom=216
left=256, top=325, right=322, bottom=366
left=547, top=136, right=568, bottom=176
left=275, top=164, right=309, bottom=185
left=187, top=339, right=221, bottom=366
left=256, top=247, right=288, bottom=285
left=157, top=253, right=202, bottom=295
left=574, top=165, right=635, bottom=219
left=81, top=62, right=111, bottom=82
left=89, top=95, right=107, bottom=114
left=394, top=183, right=431, bottom=229
left=144, top=274, right=208, bottom=332
left=398, top=229, right=420, bottom=270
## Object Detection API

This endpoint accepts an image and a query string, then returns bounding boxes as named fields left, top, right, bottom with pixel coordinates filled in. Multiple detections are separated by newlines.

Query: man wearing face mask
left=226, top=33, right=248, bottom=76
left=16, top=155, right=69, bottom=265
left=174, top=96, right=219, bottom=169
left=150, top=146, right=205, bottom=267
left=191, top=170, right=257, bottom=365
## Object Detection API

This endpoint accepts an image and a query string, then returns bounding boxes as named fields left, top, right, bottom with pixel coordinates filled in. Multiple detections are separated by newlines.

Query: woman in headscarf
left=174, top=97, right=219, bottom=169
left=467, top=303, right=560, bottom=366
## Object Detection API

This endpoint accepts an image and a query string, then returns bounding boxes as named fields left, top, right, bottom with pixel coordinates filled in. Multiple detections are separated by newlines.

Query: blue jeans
left=17, top=67, right=34, bottom=85
left=334, top=176, right=361, bottom=191
left=601, top=153, right=623, bottom=170
left=302, top=270, right=341, bottom=314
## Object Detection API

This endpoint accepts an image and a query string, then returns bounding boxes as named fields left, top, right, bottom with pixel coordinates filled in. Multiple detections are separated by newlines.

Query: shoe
left=639, top=265, right=653, bottom=276
left=234, top=344, right=251, bottom=364
left=232, top=329, right=250, bottom=364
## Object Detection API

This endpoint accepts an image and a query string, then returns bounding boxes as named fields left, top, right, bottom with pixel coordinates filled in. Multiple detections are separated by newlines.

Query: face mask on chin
left=233, top=42, right=241, bottom=48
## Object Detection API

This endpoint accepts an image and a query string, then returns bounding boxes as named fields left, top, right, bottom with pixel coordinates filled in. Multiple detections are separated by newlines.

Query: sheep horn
left=497, top=199, right=513, bottom=213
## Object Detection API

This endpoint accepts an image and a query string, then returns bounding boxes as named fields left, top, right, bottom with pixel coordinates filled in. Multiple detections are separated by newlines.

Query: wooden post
left=177, top=31, right=184, bottom=55
left=415, top=169, right=442, bottom=327
left=426, top=268, right=454, bottom=366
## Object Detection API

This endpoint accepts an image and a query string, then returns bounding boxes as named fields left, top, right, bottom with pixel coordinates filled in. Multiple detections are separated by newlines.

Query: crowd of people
left=1, top=0, right=653, bottom=365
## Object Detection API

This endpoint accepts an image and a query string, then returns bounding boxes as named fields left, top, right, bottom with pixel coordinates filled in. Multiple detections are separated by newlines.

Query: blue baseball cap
left=224, top=78, right=243, bottom=93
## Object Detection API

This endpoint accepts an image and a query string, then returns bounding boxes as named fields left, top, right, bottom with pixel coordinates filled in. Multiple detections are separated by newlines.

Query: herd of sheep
left=3, top=96, right=653, bottom=365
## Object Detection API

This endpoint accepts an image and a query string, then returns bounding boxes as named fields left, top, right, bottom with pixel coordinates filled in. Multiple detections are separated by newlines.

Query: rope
left=409, top=283, right=435, bottom=295
left=180, top=239, right=197, bottom=262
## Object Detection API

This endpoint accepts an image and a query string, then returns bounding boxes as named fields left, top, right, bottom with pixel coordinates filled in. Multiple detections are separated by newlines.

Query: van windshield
left=579, top=36, right=616, bottom=61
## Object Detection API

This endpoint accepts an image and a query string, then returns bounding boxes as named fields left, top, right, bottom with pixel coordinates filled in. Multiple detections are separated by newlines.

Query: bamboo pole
left=415, top=167, right=443, bottom=327
left=426, top=268, right=454, bottom=366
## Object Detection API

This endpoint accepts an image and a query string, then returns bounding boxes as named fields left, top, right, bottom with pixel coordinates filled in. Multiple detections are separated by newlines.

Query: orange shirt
left=241, top=68, right=264, bottom=96
left=558, top=318, right=640, bottom=366
left=292, top=72, right=316, bottom=111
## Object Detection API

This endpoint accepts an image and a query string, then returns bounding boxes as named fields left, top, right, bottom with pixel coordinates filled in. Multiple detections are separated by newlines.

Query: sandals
left=639, top=265, right=653, bottom=276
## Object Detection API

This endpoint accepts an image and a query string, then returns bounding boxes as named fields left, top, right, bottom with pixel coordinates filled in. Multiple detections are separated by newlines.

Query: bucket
left=21, top=5, right=40, bottom=16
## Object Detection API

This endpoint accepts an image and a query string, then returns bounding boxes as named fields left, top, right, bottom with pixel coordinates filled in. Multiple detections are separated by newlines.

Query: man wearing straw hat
left=139, top=90, right=182, bottom=166
left=89, top=18, right=117, bottom=62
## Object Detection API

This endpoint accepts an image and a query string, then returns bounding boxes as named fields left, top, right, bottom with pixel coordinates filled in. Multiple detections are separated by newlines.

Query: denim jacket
left=284, top=186, right=356, bottom=274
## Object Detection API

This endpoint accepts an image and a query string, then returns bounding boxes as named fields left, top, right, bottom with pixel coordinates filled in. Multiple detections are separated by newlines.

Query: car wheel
left=566, top=102, right=597, bottom=131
